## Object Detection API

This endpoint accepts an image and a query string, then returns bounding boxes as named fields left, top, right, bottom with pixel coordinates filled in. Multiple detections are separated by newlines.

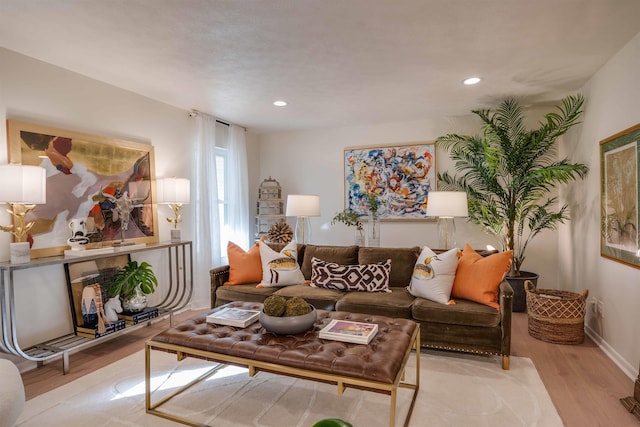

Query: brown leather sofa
left=210, top=244, right=513, bottom=369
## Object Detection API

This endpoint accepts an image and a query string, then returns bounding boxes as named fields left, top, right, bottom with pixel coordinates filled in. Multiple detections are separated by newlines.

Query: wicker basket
left=525, top=280, right=589, bottom=345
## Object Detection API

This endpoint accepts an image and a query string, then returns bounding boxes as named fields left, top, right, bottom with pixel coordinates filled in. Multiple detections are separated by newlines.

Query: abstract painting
left=7, top=120, right=159, bottom=258
left=344, top=142, right=436, bottom=221
left=600, top=123, right=640, bottom=269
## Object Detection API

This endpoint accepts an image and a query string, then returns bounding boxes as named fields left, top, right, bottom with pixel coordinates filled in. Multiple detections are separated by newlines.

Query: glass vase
left=354, top=228, right=365, bottom=246
left=367, top=212, right=380, bottom=247
left=123, top=285, right=148, bottom=313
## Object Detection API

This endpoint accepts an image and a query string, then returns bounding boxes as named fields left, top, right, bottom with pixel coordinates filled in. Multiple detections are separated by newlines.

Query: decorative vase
left=367, top=212, right=380, bottom=247
left=354, top=228, right=365, bottom=246
left=123, top=285, right=148, bottom=313
left=10, top=242, right=30, bottom=264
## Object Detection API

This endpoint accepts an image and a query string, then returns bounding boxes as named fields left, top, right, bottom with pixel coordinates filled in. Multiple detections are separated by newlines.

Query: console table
left=0, top=241, right=193, bottom=374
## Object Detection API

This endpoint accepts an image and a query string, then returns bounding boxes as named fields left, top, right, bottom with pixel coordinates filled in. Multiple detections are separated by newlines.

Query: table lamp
left=285, top=194, right=320, bottom=245
left=156, top=177, right=190, bottom=242
left=0, top=164, right=47, bottom=263
left=426, top=191, right=468, bottom=250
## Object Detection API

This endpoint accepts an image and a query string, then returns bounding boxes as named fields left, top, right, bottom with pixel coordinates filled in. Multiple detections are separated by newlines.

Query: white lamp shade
left=0, top=164, right=47, bottom=204
left=156, top=177, right=190, bottom=204
left=426, top=191, right=468, bottom=218
left=286, top=194, right=320, bottom=217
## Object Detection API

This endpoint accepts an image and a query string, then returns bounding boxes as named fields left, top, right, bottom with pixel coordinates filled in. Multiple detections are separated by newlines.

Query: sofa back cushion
left=358, top=246, right=420, bottom=287
left=301, top=245, right=359, bottom=280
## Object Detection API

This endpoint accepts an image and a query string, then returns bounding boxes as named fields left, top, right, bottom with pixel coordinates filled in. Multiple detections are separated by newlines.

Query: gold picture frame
left=600, top=123, right=640, bottom=269
left=7, top=120, right=159, bottom=258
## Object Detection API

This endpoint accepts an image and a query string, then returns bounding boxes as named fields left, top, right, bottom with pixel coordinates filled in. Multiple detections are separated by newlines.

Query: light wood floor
left=20, top=310, right=638, bottom=426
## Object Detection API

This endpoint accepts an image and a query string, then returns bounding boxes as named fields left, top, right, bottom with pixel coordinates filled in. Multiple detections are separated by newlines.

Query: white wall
left=0, top=49, right=210, bottom=364
left=560, top=32, right=640, bottom=379
left=256, top=116, right=560, bottom=287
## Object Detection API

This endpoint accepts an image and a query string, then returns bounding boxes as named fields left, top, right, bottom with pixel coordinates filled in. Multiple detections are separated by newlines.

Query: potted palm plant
left=107, top=260, right=158, bottom=313
left=436, top=94, right=588, bottom=311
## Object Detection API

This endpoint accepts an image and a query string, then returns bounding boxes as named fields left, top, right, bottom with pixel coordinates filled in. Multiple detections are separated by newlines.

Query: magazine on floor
left=206, top=307, right=260, bottom=328
left=319, top=319, right=378, bottom=344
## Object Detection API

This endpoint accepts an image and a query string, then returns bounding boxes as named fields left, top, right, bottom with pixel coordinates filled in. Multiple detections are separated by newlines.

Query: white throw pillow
left=258, top=241, right=305, bottom=287
left=407, top=246, right=459, bottom=304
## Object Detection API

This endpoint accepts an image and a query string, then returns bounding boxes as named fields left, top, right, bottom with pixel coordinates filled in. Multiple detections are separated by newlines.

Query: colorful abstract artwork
left=344, top=143, right=436, bottom=221
left=7, top=120, right=158, bottom=258
left=600, top=123, right=640, bottom=269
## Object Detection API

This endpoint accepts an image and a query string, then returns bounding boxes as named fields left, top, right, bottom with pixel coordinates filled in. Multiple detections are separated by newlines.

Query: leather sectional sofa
left=210, top=243, right=513, bottom=369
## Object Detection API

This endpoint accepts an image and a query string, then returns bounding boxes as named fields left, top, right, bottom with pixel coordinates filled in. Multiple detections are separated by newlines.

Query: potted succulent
left=107, top=260, right=158, bottom=313
left=332, top=209, right=364, bottom=245
left=436, top=94, right=588, bottom=310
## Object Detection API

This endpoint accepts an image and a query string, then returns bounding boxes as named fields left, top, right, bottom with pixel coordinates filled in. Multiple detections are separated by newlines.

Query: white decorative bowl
left=260, top=306, right=317, bottom=335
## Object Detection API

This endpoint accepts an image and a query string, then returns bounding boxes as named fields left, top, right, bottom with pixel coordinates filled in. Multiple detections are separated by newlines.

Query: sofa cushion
left=310, top=257, right=391, bottom=292
left=274, top=285, right=345, bottom=311
left=358, top=246, right=420, bottom=287
left=215, top=284, right=277, bottom=306
left=258, top=241, right=305, bottom=287
left=407, top=246, right=459, bottom=304
left=451, top=244, right=512, bottom=310
left=335, top=287, right=415, bottom=318
left=225, top=241, right=262, bottom=285
left=412, top=297, right=501, bottom=327
left=301, top=245, right=359, bottom=280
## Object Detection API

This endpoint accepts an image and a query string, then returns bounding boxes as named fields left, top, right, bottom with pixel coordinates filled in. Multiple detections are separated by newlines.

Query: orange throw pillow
left=225, top=241, right=262, bottom=285
left=451, top=244, right=512, bottom=310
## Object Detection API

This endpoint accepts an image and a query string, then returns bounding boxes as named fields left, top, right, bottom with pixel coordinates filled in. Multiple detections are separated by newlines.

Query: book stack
left=76, top=319, right=126, bottom=339
left=319, top=319, right=379, bottom=344
left=206, top=307, right=260, bottom=328
left=117, top=307, right=159, bottom=325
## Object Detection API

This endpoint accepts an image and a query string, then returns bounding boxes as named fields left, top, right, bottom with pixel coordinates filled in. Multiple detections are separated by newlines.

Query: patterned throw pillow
left=406, top=246, right=459, bottom=304
left=310, top=257, right=391, bottom=292
left=258, top=240, right=305, bottom=288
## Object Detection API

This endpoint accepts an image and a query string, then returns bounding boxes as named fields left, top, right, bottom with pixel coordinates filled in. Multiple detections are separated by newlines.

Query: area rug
left=17, top=349, right=562, bottom=426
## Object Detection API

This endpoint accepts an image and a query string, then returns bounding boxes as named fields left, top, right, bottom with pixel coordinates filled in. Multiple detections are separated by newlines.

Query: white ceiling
left=1, top=0, right=639, bottom=133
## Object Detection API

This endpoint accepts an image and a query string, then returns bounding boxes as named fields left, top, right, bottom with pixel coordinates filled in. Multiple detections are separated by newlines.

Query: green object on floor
left=312, top=418, right=353, bottom=427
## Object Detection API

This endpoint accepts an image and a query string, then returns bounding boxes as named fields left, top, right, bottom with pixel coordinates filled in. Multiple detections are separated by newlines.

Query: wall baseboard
left=585, top=325, right=638, bottom=381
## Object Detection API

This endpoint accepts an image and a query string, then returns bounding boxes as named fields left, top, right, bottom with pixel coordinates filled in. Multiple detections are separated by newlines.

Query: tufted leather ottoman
left=146, top=301, right=420, bottom=427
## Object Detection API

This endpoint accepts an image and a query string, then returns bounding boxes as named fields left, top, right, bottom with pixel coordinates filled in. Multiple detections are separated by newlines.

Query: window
left=215, top=146, right=229, bottom=254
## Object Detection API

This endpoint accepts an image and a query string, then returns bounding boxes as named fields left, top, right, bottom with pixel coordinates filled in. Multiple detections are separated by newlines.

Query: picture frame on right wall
left=600, top=123, right=640, bottom=269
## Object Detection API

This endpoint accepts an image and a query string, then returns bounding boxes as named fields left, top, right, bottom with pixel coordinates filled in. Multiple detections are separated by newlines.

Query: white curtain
left=226, top=124, right=250, bottom=250
left=190, top=113, right=221, bottom=308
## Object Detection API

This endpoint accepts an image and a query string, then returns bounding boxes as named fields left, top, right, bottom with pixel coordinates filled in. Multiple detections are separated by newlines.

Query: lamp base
left=170, top=229, right=182, bottom=243
left=437, top=217, right=456, bottom=250
left=10, top=242, right=30, bottom=264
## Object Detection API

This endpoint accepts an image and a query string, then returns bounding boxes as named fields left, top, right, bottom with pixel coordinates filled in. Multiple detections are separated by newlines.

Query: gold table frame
left=145, top=324, right=420, bottom=427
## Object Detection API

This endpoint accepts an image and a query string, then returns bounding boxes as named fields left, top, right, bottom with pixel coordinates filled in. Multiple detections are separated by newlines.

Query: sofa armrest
left=210, top=265, right=230, bottom=308
left=498, top=280, right=513, bottom=357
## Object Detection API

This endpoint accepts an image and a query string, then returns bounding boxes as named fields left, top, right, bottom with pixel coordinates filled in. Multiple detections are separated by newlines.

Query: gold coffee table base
left=145, top=326, right=420, bottom=427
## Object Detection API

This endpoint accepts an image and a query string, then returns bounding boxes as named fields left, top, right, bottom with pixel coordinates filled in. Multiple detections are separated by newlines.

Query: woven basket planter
left=525, top=280, right=589, bottom=345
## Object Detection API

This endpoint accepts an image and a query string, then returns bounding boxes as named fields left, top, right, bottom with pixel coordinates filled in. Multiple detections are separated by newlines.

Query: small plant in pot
left=332, top=209, right=364, bottom=245
left=107, top=260, right=158, bottom=313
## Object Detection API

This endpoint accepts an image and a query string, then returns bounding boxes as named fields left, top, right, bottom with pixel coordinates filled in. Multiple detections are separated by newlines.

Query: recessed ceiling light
left=463, top=77, right=482, bottom=86
left=273, top=100, right=288, bottom=107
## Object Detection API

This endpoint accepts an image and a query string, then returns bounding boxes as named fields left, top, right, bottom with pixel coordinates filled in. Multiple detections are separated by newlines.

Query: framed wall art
left=344, top=142, right=436, bottom=221
left=600, top=123, right=640, bottom=269
left=7, top=120, right=159, bottom=258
